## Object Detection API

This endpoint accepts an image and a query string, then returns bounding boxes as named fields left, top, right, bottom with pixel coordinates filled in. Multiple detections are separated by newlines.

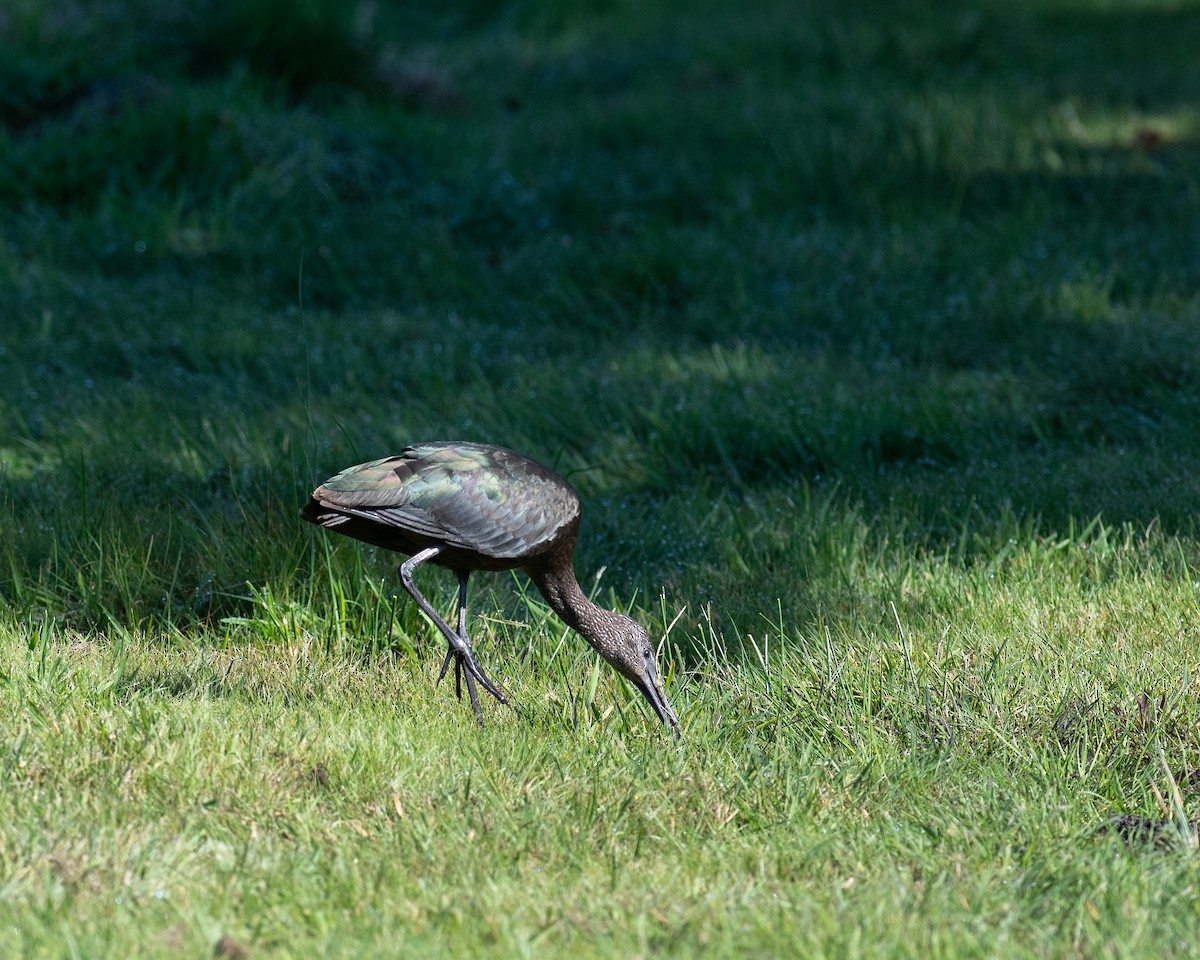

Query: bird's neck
left=529, top=559, right=610, bottom=645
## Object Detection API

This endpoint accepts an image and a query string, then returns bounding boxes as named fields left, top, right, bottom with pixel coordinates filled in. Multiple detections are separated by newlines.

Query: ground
left=2, top=0, right=1200, bottom=956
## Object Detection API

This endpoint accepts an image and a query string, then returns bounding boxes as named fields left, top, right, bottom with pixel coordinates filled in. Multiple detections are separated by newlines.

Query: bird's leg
left=455, top=572, right=469, bottom=643
left=397, top=549, right=506, bottom=723
left=453, top=571, right=486, bottom=715
left=436, top=571, right=469, bottom=694
left=435, top=572, right=491, bottom=716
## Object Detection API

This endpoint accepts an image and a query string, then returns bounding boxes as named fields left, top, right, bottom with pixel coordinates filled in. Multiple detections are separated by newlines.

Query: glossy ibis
left=301, top=441, right=679, bottom=731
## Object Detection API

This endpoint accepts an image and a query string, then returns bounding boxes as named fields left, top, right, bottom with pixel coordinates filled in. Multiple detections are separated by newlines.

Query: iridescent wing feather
left=303, top=442, right=579, bottom=561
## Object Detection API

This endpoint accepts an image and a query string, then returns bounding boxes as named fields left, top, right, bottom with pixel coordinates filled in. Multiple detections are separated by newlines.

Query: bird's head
left=599, top=614, right=680, bottom=732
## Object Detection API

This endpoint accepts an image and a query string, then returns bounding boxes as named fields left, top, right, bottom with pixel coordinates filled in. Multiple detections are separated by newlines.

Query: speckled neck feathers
left=528, top=546, right=631, bottom=663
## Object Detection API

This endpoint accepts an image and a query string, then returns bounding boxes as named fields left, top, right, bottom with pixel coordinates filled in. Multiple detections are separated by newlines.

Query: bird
left=300, top=441, right=679, bottom=731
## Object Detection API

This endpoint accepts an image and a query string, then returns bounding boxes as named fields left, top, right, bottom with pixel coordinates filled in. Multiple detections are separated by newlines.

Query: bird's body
left=302, top=443, right=580, bottom=572
left=301, top=442, right=678, bottom=730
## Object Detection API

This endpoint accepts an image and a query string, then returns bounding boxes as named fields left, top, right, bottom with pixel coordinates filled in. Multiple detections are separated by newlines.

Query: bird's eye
left=643, top=647, right=652, bottom=658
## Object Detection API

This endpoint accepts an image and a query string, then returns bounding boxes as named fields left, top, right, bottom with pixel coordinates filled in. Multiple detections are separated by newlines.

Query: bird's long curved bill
left=638, top=659, right=680, bottom=732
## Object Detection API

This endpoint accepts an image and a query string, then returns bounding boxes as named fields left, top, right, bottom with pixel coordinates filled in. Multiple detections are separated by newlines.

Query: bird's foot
left=437, top=641, right=507, bottom=725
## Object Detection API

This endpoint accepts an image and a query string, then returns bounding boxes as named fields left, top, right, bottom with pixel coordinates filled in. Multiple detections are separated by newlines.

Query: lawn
left=2, top=0, right=1200, bottom=956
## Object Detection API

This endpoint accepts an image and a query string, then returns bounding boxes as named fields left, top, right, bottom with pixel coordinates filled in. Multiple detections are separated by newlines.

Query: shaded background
left=2, top=0, right=1199, bottom=640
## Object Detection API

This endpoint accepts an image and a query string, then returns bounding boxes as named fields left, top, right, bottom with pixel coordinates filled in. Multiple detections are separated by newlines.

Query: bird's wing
left=310, top=445, right=578, bottom=559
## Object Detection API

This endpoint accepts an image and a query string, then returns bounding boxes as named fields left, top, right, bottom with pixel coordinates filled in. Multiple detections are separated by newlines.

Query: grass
left=2, top=0, right=1200, bottom=955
